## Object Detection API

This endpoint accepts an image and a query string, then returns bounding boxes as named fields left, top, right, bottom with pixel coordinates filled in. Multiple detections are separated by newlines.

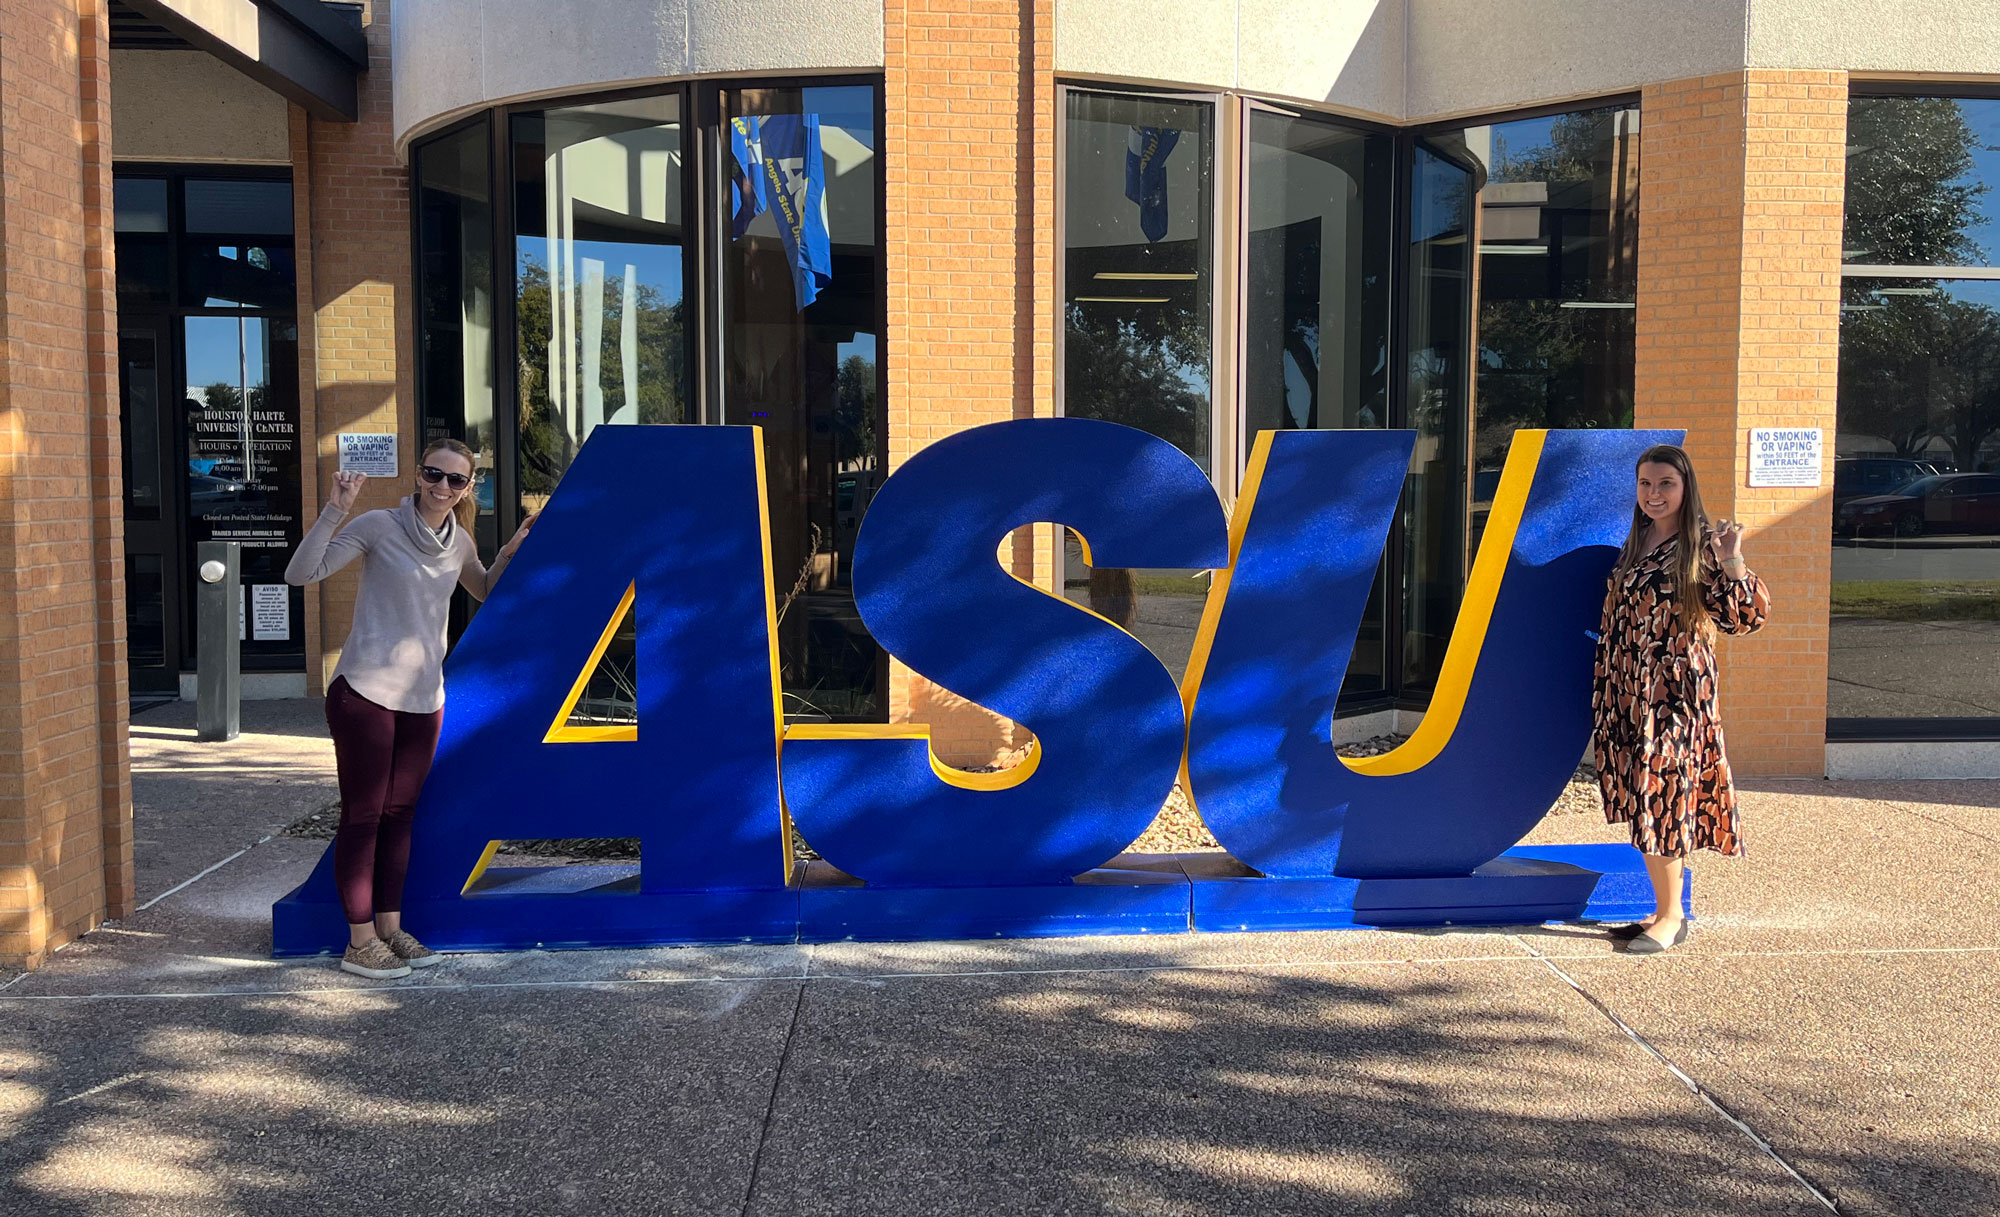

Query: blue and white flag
left=729, top=114, right=833, bottom=309
left=728, top=116, right=769, bottom=238
left=1125, top=126, right=1181, bottom=244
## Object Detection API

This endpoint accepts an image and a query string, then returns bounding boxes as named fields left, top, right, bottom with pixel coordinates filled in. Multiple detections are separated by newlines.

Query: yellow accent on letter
left=1345, top=430, right=1546, bottom=776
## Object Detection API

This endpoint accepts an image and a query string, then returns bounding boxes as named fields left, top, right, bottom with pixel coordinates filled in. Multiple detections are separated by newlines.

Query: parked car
left=1835, top=473, right=2000, bottom=537
left=1832, top=456, right=1946, bottom=507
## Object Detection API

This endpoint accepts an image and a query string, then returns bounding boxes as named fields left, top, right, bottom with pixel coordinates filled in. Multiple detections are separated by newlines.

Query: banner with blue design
left=729, top=114, right=833, bottom=310
left=1125, top=126, right=1181, bottom=244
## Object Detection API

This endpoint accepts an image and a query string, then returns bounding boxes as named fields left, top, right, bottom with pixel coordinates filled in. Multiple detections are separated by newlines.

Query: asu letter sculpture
left=781, top=418, right=1231, bottom=888
left=1185, top=428, right=1683, bottom=880
left=273, top=419, right=1687, bottom=954
left=275, top=425, right=796, bottom=951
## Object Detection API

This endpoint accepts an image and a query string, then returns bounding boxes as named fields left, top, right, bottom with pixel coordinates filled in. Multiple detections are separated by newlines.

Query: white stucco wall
left=1403, top=0, right=1748, bottom=120
left=1054, top=0, right=1404, bottom=123
left=110, top=49, right=291, bottom=165
left=392, top=0, right=884, bottom=152
left=1405, top=0, right=2000, bottom=122
left=1747, top=0, right=2000, bottom=76
left=392, top=0, right=2000, bottom=151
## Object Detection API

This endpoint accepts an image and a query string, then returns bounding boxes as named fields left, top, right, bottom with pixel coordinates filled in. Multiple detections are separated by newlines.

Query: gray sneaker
left=381, top=929, right=440, bottom=969
left=341, top=938, right=412, bottom=979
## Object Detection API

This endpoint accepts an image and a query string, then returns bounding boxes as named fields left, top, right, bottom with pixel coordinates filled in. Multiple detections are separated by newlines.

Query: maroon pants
left=324, top=676, right=443, bottom=925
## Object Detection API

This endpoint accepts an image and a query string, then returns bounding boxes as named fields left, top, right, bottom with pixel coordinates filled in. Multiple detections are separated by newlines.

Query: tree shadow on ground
left=5, top=934, right=1995, bottom=1216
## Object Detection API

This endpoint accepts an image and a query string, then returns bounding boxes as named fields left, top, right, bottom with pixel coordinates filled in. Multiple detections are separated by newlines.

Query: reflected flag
left=728, top=117, right=768, bottom=237
left=729, top=114, right=834, bottom=310
left=1125, top=126, right=1181, bottom=244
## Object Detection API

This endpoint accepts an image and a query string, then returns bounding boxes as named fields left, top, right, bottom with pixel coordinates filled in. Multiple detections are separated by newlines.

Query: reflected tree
left=1842, top=287, right=2000, bottom=469
left=515, top=256, right=687, bottom=498
left=1063, top=302, right=1210, bottom=466
left=1845, top=97, right=1990, bottom=266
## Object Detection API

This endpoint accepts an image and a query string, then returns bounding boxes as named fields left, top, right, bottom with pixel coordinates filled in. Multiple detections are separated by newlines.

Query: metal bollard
left=195, top=541, right=241, bottom=742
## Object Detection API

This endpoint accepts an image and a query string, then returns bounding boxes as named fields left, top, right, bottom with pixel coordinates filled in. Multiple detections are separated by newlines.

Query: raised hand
left=499, top=510, right=539, bottom=559
left=329, top=470, right=366, bottom=513
left=1709, top=518, right=1747, bottom=565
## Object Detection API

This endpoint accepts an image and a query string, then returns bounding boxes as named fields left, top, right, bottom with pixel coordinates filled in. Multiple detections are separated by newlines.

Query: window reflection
left=512, top=95, right=689, bottom=505
left=416, top=120, right=498, bottom=557
left=1244, top=107, right=1393, bottom=697
left=1466, top=107, right=1639, bottom=554
left=113, top=178, right=170, bottom=306
left=1832, top=277, right=2000, bottom=720
left=180, top=242, right=296, bottom=310
left=182, top=314, right=304, bottom=658
left=722, top=84, right=882, bottom=722
left=1063, top=90, right=1215, bottom=472
left=183, top=179, right=293, bottom=235
left=1845, top=97, right=2000, bottom=268
left=1403, top=140, right=1477, bottom=693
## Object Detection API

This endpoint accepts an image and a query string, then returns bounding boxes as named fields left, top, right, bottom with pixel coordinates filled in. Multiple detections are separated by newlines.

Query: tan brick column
left=291, top=1, right=415, bottom=693
left=1636, top=71, right=1846, bottom=777
left=0, top=0, right=132, bottom=968
left=883, top=0, right=1055, bottom=765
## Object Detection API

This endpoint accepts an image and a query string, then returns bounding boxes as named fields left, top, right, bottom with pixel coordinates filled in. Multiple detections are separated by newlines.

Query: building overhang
left=115, top=0, right=367, bottom=122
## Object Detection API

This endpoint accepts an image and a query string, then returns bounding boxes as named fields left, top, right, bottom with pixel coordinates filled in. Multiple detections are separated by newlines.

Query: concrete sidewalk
left=2, top=702, right=1996, bottom=1215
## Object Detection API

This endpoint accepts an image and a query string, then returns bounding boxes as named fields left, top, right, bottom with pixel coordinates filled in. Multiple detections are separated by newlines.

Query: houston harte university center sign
left=274, top=419, right=1688, bottom=954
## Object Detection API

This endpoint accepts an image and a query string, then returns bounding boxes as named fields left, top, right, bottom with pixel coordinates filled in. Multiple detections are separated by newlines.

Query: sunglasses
left=418, top=465, right=478, bottom=491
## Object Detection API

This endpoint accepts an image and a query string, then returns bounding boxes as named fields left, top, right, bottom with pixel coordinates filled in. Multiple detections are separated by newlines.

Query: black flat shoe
left=1605, top=922, right=1652, bottom=941
left=1625, top=921, right=1690, bottom=955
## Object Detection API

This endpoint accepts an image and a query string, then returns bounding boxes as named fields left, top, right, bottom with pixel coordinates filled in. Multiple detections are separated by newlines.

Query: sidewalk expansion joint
left=740, top=946, right=810, bottom=1217
left=1509, top=934, right=1842, bottom=1213
left=134, top=834, right=275, bottom=912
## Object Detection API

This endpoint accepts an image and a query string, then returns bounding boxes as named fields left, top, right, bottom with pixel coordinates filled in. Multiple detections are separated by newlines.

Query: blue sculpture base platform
left=1186, top=843, right=1683, bottom=932
left=270, top=843, right=1681, bottom=955
left=796, top=856, right=1192, bottom=942
left=271, top=863, right=800, bottom=956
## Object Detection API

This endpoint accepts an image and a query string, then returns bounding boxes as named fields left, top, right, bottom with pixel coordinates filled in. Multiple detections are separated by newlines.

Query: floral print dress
left=1592, top=530, right=1769, bottom=858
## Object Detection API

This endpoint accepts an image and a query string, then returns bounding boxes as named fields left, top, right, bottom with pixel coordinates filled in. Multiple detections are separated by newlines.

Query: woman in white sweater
left=285, top=438, right=533, bottom=978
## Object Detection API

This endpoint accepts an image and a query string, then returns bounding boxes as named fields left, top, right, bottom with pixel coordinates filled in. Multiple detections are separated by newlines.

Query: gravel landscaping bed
left=279, top=734, right=1604, bottom=865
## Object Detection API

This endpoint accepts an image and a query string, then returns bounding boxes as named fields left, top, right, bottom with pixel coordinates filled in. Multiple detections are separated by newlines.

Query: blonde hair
left=419, top=438, right=481, bottom=533
left=1610, top=443, right=1712, bottom=638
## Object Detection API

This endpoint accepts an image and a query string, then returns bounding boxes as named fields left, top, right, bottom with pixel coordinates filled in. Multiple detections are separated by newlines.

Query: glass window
left=119, top=331, right=164, bottom=520
left=1063, top=90, right=1215, bottom=473
left=1832, top=276, right=2000, bottom=721
left=1400, top=106, right=1640, bottom=697
left=512, top=94, right=690, bottom=506
left=1402, top=140, right=1477, bottom=693
left=182, top=314, right=304, bottom=660
left=415, top=119, right=499, bottom=557
left=114, top=177, right=171, bottom=305
left=1242, top=106, right=1394, bottom=696
left=183, top=179, right=293, bottom=236
left=179, top=242, right=296, bottom=310
left=1845, top=97, right=2000, bottom=268
left=721, top=84, right=883, bottom=722
left=114, top=178, right=169, bottom=232
left=1466, top=106, right=1639, bottom=554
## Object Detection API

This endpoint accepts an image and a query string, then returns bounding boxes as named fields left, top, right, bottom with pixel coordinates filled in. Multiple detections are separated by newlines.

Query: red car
left=1835, top=473, right=2000, bottom=538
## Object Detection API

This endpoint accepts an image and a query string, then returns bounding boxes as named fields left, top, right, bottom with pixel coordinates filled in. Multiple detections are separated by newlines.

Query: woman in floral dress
left=1592, top=444, right=1770, bottom=955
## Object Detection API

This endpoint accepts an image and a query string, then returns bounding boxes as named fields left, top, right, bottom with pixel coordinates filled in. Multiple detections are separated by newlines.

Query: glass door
left=119, top=320, right=182, bottom=696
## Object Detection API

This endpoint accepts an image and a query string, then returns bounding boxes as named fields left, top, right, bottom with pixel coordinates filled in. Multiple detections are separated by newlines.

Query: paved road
left=2, top=704, right=1997, bottom=1215
left=1832, top=538, right=2000, bottom=583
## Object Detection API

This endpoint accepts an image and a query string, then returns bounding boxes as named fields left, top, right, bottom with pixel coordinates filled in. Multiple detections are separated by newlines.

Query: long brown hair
left=419, top=438, right=481, bottom=533
left=1610, top=443, right=1712, bottom=637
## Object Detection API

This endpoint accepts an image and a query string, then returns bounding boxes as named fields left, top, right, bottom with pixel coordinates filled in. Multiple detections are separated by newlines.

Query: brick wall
left=883, top=0, right=1055, bottom=766
left=292, top=0, right=416, bottom=693
left=1636, top=71, right=1845, bottom=777
left=0, top=0, right=132, bottom=969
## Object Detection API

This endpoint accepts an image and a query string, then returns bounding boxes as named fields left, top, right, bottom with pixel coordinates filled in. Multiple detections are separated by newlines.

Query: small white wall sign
left=251, top=584, right=291, bottom=641
left=337, top=433, right=399, bottom=478
left=1747, top=427, right=1822, bottom=488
